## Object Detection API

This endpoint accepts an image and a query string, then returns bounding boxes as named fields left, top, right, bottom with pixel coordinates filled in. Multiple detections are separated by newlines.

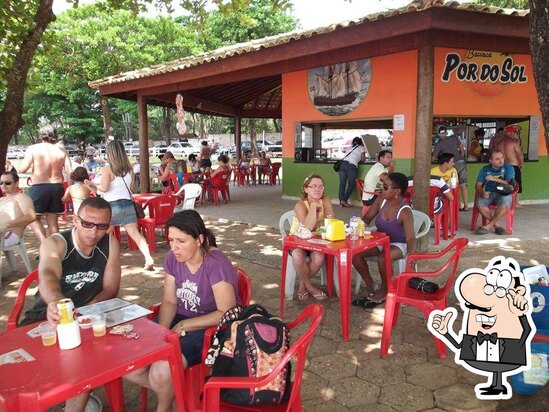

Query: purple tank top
left=375, top=200, right=410, bottom=243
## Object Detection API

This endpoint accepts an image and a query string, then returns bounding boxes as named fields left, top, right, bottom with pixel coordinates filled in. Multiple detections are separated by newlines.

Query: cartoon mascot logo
left=428, top=256, right=536, bottom=400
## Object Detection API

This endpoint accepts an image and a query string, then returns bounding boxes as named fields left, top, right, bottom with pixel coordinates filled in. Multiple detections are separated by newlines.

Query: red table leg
left=166, top=333, right=188, bottom=412
left=104, top=378, right=124, bottom=412
left=337, top=250, right=352, bottom=341
left=280, top=246, right=289, bottom=319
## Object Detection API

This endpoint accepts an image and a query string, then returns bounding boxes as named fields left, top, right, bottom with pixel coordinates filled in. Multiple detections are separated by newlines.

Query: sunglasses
left=0, top=181, right=13, bottom=186
left=383, top=184, right=395, bottom=190
left=78, top=217, right=110, bottom=230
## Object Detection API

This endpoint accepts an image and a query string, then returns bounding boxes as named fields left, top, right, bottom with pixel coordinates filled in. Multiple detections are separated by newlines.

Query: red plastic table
left=280, top=232, right=392, bottom=341
left=0, top=317, right=186, bottom=412
left=133, top=192, right=163, bottom=205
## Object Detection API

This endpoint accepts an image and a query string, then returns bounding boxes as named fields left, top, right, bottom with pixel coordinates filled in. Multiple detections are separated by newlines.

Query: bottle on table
left=349, top=214, right=359, bottom=241
left=450, top=172, right=457, bottom=189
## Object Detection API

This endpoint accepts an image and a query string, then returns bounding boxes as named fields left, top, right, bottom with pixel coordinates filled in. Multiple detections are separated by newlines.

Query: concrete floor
left=1, top=183, right=547, bottom=411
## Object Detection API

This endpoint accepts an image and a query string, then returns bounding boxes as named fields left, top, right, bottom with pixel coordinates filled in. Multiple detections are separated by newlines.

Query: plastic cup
left=363, top=230, right=372, bottom=240
left=39, top=322, right=57, bottom=347
left=91, top=314, right=107, bottom=337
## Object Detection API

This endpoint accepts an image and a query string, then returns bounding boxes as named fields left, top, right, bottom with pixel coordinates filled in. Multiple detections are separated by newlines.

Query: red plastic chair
left=407, top=186, right=450, bottom=245
left=6, top=269, right=39, bottom=331
left=263, top=162, right=281, bottom=186
left=470, top=181, right=519, bottom=234
left=140, top=267, right=252, bottom=412
left=201, top=171, right=232, bottom=206
left=137, top=195, right=178, bottom=253
left=380, top=237, right=469, bottom=359
left=162, top=173, right=180, bottom=196
left=112, top=225, right=138, bottom=251
left=199, top=303, right=324, bottom=412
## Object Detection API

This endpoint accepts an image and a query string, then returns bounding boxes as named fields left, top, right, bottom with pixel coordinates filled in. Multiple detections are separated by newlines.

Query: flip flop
left=459, top=207, right=469, bottom=212
left=297, top=291, right=309, bottom=301
left=476, top=226, right=488, bottom=235
left=352, top=298, right=373, bottom=308
left=363, top=299, right=385, bottom=309
left=495, top=227, right=507, bottom=235
left=311, top=291, right=328, bottom=301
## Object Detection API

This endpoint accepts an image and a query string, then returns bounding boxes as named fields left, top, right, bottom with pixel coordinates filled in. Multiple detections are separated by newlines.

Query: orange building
left=91, top=1, right=548, bottom=202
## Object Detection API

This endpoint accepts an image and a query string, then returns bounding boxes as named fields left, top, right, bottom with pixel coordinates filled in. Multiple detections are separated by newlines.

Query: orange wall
left=282, top=50, right=419, bottom=159
left=282, top=48, right=546, bottom=158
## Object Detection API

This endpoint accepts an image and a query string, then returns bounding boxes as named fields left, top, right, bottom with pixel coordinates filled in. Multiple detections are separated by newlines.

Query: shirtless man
left=494, top=126, right=524, bottom=207
left=18, top=125, right=72, bottom=241
left=0, top=170, right=36, bottom=253
left=198, top=140, right=212, bottom=174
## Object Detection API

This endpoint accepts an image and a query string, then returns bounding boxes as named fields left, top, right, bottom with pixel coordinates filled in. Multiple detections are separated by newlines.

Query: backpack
left=205, top=304, right=292, bottom=406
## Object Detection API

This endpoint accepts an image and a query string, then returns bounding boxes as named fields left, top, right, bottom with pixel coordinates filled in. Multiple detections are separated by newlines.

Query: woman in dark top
left=352, top=172, right=415, bottom=307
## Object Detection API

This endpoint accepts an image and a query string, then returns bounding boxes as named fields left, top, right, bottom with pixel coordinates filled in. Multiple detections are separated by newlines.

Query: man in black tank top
left=20, top=197, right=121, bottom=412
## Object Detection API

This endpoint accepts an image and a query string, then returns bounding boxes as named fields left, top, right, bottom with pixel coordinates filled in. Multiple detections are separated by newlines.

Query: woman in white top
left=88, top=140, right=154, bottom=270
left=338, top=137, right=366, bottom=207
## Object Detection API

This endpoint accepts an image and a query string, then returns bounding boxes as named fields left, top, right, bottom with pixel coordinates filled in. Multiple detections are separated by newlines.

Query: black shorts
left=28, top=183, right=65, bottom=215
left=155, top=314, right=206, bottom=367
left=513, top=165, right=522, bottom=193
left=200, top=159, right=212, bottom=168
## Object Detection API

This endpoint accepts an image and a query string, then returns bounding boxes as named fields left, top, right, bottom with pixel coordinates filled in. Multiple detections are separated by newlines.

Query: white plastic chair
left=0, top=229, right=33, bottom=287
left=175, top=183, right=202, bottom=210
left=353, top=209, right=430, bottom=295
left=279, top=211, right=337, bottom=300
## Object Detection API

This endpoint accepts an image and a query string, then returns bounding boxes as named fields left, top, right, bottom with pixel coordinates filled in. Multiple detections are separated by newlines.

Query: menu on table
left=0, top=348, right=35, bottom=365
left=77, top=298, right=153, bottom=328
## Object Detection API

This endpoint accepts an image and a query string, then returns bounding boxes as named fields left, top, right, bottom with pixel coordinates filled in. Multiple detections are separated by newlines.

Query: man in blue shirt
left=475, top=150, right=515, bottom=235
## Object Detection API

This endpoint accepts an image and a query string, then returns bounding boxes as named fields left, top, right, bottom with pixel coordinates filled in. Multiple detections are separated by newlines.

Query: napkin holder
left=325, top=219, right=345, bottom=241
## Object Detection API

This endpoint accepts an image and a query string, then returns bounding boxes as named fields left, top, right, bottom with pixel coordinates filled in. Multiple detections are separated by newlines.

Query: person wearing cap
left=18, top=124, right=72, bottom=242
left=493, top=125, right=524, bottom=207
left=432, top=126, right=468, bottom=211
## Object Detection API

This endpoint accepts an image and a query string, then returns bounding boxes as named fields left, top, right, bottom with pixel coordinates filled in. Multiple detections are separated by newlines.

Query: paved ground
left=1, top=183, right=547, bottom=411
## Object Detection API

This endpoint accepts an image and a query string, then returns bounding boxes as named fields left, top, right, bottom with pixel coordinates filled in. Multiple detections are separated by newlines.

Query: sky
left=52, top=1, right=469, bottom=31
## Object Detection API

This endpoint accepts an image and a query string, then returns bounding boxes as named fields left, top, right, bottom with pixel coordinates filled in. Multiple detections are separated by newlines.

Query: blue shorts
left=159, top=314, right=206, bottom=367
left=200, top=159, right=212, bottom=168
left=28, top=183, right=64, bottom=215
left=109, top=199, right=137, bottom=226
left=476, top=192, right=512, bottom=209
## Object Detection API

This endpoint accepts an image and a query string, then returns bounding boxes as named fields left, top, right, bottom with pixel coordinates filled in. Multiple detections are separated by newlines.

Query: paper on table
left=0, top=348, right=35, bottom=365
left=307, top=238, right=332, bottom=245
left=77, top=298, right=152, bottom=328
left=26, top=325, right=42, bottom=339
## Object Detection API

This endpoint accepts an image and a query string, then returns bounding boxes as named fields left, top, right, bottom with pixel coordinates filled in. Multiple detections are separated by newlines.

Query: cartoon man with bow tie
left=428, top=256, right=536, bottom=400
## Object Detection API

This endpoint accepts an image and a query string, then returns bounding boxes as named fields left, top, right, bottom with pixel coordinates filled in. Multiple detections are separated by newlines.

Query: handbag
left=121, top=173, right=146, bottom=219
left=408, top=277, right=439, bottom=294
left=333, top=145, right=359, bottom=172
left=494, top=182, right=514, bottom=195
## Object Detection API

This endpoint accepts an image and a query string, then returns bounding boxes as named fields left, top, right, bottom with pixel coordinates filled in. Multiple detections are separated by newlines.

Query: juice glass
left=39, top=322, right=57, bottom=347
left=91, top=314, right=107, bottom=337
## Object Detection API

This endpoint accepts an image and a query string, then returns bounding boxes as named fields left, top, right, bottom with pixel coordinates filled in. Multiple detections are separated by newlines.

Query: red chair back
left=7, top=269, right=39, bottom=331
left=144, top=195, right=178, bottom=225
left=162, top=173, right=180, bottom=195
left=235, top=268, right=251, bottom=306
left=381, top=237, right=469, bottom=358
left=201, top=303, right=324, bottom=412
left=470, top=181, right=519, bottom=234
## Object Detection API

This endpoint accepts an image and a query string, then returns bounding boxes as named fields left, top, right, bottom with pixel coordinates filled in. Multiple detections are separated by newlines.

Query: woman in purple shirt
left=126, top=210, right=240, bottom=411
left=351, top=172, right=415, bottom=308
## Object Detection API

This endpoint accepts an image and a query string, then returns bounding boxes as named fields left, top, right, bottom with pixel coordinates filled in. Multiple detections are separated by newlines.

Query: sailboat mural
left=308, top=59, right=371, bottom=116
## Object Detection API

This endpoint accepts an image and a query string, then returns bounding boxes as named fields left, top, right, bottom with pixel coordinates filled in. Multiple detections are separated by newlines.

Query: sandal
left=352, top=298, right=373, bottom=308
left=459, top=207, right=469, bottom=212
left=363, top=298, right=385, bottom=309
left=476, top=226, right=489, bottom=235
left=495, top=226, right=507, bottom=235
left=311, top=290, right=328, bottom=301
left=297, top=291, right=309, bottom=301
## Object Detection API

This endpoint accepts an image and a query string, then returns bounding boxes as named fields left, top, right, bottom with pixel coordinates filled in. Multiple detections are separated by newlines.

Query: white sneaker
left=84, top=393, right=102, bottom=412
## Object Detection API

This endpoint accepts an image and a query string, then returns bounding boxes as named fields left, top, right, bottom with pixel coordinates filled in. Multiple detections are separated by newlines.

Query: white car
left=7, top=148, right=25, bottom=159
left=149, top=143, right=168, bottom=157
left=167, top=142, right=197, bottom=157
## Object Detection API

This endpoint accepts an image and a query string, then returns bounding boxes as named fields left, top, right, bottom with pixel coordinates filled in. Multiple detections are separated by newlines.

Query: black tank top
left=23, top=229, right=110, bottom=322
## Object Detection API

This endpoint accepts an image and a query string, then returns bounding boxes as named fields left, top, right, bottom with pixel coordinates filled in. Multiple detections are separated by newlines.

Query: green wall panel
left=282, top=156, right=549, bottom=202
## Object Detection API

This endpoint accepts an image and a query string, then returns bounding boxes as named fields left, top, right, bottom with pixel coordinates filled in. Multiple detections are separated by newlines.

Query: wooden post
left=137, top=95, right=150, bottom=193
left=414, top=46, right=434, bottom=251
left=235, top=113, right=242, bottom=162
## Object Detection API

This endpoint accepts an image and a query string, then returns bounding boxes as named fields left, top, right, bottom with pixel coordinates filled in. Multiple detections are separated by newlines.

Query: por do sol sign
left=441, top=50, right=528, bottom=97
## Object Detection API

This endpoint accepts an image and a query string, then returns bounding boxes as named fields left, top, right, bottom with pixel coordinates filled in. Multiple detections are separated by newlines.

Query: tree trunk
left=529, top=0, right=549, bottom=155
left=0, top=0, right=55, bottom=171
left=100, top=96, right=114, bottom=143
left=249, top=119, right=259, bottom=156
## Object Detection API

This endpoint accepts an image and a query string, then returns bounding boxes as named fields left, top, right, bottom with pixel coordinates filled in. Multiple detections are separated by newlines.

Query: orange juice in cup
left=363, top=229, right=372, bottom=240
left=91, top=314, right=107, bottom=337
left=39, top=322, right=57, bottom=347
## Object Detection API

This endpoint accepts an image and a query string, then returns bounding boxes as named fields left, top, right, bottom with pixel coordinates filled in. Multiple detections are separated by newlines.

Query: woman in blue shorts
left=125, top=210, right=240, bottom=411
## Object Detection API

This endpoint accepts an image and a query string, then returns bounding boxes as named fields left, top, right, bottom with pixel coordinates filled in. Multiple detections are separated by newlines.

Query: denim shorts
left=154, top=314, right=206, bottom=367
left=476, top=192, right=512, bottom=209
left=109, top=199, right=137, bottom=226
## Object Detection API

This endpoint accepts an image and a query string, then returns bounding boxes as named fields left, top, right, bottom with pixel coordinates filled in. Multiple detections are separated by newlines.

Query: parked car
left=149, top=143, right=168, bottom=157
left=167, top=142, right=197, bottom=157
left=263, top=140, right=282, bottom=158
left=7, top=148, right=25, bottom=159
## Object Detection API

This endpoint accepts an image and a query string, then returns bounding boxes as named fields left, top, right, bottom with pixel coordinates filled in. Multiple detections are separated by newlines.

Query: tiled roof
left=89, top=1, right=529, bottom=89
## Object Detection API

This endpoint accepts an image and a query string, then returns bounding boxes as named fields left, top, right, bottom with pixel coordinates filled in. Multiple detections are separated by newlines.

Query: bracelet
left=179, top=322, right=186, bottom=337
